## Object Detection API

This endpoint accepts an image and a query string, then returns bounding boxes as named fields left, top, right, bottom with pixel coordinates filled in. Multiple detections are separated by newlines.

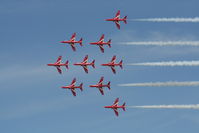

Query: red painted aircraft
left=47, top=56, right=69, bottom=74
left=73, top=55, right=95, bottom=73
left=105, top=10, right=127, bottom=29
left=104, top=98, right=126, bottom=116
left=61, top=78, right=83, bottom=96
left=89, top=77, right=111, bottom=95
left=101, top=55, right=123, bottom=74
left=60, top=33, right=83, bottom=51
left=90, top=34, right=111, bottom=53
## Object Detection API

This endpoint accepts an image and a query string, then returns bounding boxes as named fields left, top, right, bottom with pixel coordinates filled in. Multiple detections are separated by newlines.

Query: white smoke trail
left=128, top=61, right=199, bottom=67
left=128, top=105, right=199, bottom=109
left=119, top=81, right=199, bottom=87
left=132, top=17, right=199, bottom=22
left=122, top=41, right=199, bottom=46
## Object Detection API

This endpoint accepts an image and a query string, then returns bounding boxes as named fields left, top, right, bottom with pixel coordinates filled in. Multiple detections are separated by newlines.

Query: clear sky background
left=1, top=0, right=199, bottom=133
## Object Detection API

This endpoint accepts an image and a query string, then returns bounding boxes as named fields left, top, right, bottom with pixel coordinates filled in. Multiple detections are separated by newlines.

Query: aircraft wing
left=115, top=10, right=120, bottom=18
left=82, top=55, right=88, bottom=63
left=71, top=78, right=76, bottom=85
left=55, top=56, right=62, bottom=64
left=113, top=108, right=119, bottom=116
left=111, top=55, right=116, bottom=63
left=56, top=66, right=62, bottom=74
left=99, top=87, right=104, bottom=95
left=83, top=66, right=88, bottom=73
left=113, top=98, right=119, bottom=106
left=111, top=66, right=116, bottom=74
left=71, top=89, right=76, bottom=96
left=70, top=44, right=76, bottom=51
left=99, top=34, right=104, bottom=42
left=99, top=45, right=104, bottom=53
left=70, top=33, right=76, bottom=41
left=98, top=77, right=104, bottom=84
left=115, top=21, right=120, bottom=29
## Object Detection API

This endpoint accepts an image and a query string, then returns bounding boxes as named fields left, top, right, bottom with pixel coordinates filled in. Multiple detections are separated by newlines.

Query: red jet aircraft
left=47, top=56, right=69, bottom=74
left=105, top=10, right=127, bottom=29
left=89, top=77, right=111, bottom=95
left=61, top=78, right=83, bottom=96
left=104, top=98, right=126, bottom=116
left=73, top=55, right=95, bottom=73
left=101, top=55, right=123, bottom=74
left=60, top=33, right=83, bottom=51
left=90, top=34, right=111, bottom=53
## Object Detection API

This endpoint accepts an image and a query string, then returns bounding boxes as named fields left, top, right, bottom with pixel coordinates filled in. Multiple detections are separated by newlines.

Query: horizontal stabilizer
left=92, top=60, right=95, bottom=68
left=65, top=60, right=69, bottom=69
left=122, top=102, right=126, bottom=111
left=107, top=81, right=111, bottom=90
left=79, top=83, right=83, bottom=91
left=108, top=39, right=111, bottom=48
left=123, top=16, right=127, bottom=24
left=119, top=60, right=123, bottom=69
left=79, top=38, right=83, bottom=46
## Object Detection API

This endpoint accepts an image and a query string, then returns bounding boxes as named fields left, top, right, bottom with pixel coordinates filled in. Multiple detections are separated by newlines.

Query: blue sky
left=1, top=0, right=199, bottom=132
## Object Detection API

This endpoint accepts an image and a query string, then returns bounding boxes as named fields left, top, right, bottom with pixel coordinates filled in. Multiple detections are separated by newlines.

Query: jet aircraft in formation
left=90, top=34, right=111, bottom=53
left=48, top=10, right=128, bottom=116
left=104, top=98, right=126, bottom=116
left=47, top=55, right=123, bottom=74
left=89, top=77, right=111, bottom=95
left=61, top=78, right=83, bottom=96
left=60, top=33, right=83, bottom=51
left=60, top=77, right=111, bottom=96
left=47, top=56, right=69, bottom=74
left=101, top=55, right=123, bottom=74
left=73, top=55, right=95, bottom=73
left=106, top=10, right=127, bottom=29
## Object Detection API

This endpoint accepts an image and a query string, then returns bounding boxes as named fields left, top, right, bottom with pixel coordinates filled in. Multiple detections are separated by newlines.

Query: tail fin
left=123, top=16, right=127, bottom=24
left=65, top=60, right=69, bottom=69
left=107, top=81, right=111, bottom=90
left=79, top=83, right=83, bottom=91
left=79, top=38, right=83, bottom=46
left=122, top=102, right=126, bottom=111
left=119, top=60, right=123, bottom=69
left=107, top=39, right=111, bottom=48
left=91, top=60, right=95, bottom=68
